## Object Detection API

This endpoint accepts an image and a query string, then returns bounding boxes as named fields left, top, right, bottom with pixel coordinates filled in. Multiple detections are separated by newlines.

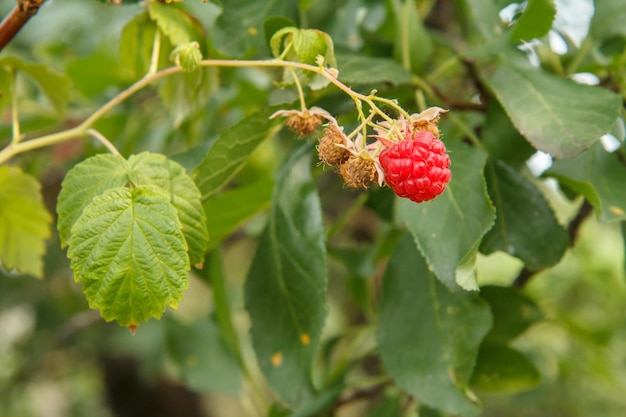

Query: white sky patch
left=600, top=134, right=622, bottom=153
left=554, top=0, right=594, bottom=47
left=549, top=30, right=568, bottom=54
left=527, top=151, right=553, bottom=176
left=499, top=3, right=520, bottom=25
left=569, top=72, right=600, bottom=85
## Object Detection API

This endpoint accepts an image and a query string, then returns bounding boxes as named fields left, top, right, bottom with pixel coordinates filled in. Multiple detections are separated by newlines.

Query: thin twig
left=87, top=128, right=120, bottom=155
left=0, top=0, right=47, bottom=52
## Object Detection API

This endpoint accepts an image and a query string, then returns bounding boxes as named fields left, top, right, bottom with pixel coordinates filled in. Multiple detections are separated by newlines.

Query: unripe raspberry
left=379, top=131, right=451, bottom=203
left=318, top=124, right=350, bottom=166
left=339, top=154, right=377, bottom=189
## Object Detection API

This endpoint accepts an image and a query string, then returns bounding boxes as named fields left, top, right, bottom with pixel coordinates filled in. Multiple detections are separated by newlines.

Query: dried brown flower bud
left=285, top=111, right=324, bottom=136
left=318, top=124, right=350, bottom=166
left=339, top=155, right=378, bottom=188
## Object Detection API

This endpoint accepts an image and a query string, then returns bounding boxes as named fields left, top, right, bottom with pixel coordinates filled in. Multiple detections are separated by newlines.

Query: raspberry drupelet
left=378, top=130, right=451, bottom=203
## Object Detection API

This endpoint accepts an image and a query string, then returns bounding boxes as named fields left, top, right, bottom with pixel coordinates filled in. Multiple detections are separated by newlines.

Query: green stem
left=87, top=129, right=120, bottom=155
left=288, top=66, right=307, bottom=113
left=148, top=29, right=161, bottom=75
left=325, top=193, right=369, bottom=238
left=399, top=0, right=411, bottom=72
left=10, top=69, right=20, bottom=145
left=448, top=113, right=483, bottom=148
left=566, top=37, right=592, bottom=75
left=0, top=58, right=410, bottom=164
left=0, top=127, right=85, bottom=163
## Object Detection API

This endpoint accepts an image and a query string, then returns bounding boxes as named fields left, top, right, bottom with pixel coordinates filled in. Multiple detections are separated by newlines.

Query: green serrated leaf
left=203, top=179, right=274, bottom=251
left=336, top=53, right=412, bottom=85
left=478, top=49, right=622, bottom=158
left=57, top=153, right=208, bottom=264
left=0, top=56, right=71, bottom=114
left=57, top=154, right=130, bottom=247
left=378, top=233, right=492, bottom=417
left=471, top=345, right=541, bottom=393
left=481, top=159, right=568, bottom=270
left=128, top=153, right=208, bottom=266
left=211, top=0, right=300, bottom=57
left=148, top=1, right=196, bottom=45
left=546, top=142, right=626, bottom=222
left=245, top=146, right=327, bottom=406
left=192, top=107, right=283, bottom=200
left=0, top=166, right=52, bottom=278
left=68, top=186, right=189, bottom=326
left=164, top=316, right=241, bottom=393
left=509, top=0, right=556, bottom=41
left=482, top=100, right=536, bottom=167
left=396, top=140, right=495, bottom=289
left=480, top=285, right=542, bottom=345
left=158, top=66, right=218, bottom=127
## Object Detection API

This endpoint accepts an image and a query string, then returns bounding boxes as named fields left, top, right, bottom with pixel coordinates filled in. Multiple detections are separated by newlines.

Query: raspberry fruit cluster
left=273, top=105, right=451, bottom=203
left=379, top=130, right=451, bottom=203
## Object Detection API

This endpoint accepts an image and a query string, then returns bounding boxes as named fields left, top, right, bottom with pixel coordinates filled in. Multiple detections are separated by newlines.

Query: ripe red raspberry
left=379, top=131, right=451, bottom=203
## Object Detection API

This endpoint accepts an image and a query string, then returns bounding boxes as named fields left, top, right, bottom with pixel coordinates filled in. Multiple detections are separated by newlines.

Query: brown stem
left=513, top=200, right=593, bottom=288
left=0, top=0, right=47, bottom=52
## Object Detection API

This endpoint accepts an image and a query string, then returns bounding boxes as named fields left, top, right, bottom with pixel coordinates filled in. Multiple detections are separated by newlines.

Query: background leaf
left=546, top=143, right=626, bottom=222
left=119, top=12, right=158, bottom=80
left=479, top=286, right=543, bottom=345
left=158, top=67, right=218, bottom=127
left=203, top=179, right=274, bottom=251
left=164, top=316, right=241, bottom=393
left=148, top=1, right=197, bottom=45
left=0, top=56, right=71, bottom=114
left=192, top=107, right=282, bottom=200
left=390, top=0, right=433, bottom=72
left=460, top=0, right=502, bottom=40
left=0, top=166, right=52, bottom=278
left=509, top=0, right=556, bottom=42
left=396, top=140, right=495, bottom=289
left=378, top=233, right=492, bottom=416
left=471, top=345, right=541, bottom=393
left=482, top=100, right=536, bottom=168
left=478, top=50, right=622, bottom=158
left=336, top=54, right=412, bottom=85
left=589, top=0, right=626, bottom=43
left=481, top=159, right=569, bottom=270
left=68, top=186, right=189, bottom=326
left=245, top=146, right=327, bottom=406
left=211, top=0, right=300, bottom=57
